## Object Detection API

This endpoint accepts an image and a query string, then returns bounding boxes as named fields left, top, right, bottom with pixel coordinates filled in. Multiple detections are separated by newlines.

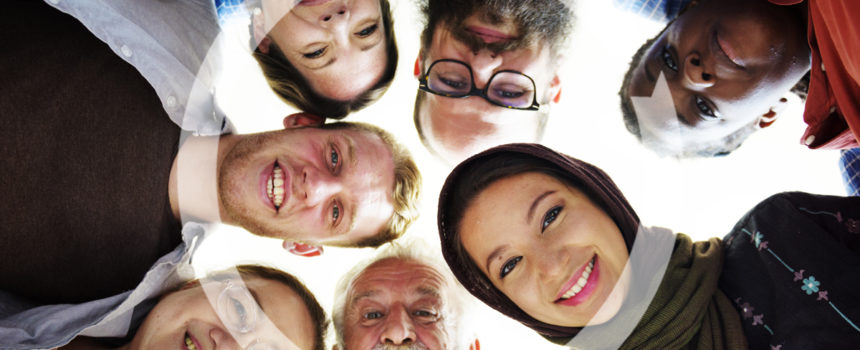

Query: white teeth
left=560, top=258, right=595, bottom=300
left=185, top=333, right=196, bottom=350
left=269, top=164, right=286, bottom=208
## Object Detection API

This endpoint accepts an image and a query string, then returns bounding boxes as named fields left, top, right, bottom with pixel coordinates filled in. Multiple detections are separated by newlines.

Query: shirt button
left=805, top=135, right=816, bottom=146
left=166, top=95, right=177, bottom=108
left=829, top=106, right=837, bottom=114
left=120, top=45, right=133, bottom=57
left=820, top=62, right=826, bottom=72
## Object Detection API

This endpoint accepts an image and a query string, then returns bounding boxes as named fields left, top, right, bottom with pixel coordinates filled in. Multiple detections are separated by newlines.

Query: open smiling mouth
left=267, top=162, right=286, bottom=209
left=184, top=332, right=198, bottom=350
left=556, top=255, right=597, bottom=303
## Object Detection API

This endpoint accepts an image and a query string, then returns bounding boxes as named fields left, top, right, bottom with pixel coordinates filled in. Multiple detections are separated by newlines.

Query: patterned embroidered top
left=719, top=192, right=860, bottom=349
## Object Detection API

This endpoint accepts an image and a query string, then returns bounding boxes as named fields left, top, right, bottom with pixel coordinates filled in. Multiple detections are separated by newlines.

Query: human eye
left=661, top=47, right=678, bottom=72
left=492, top=86, right=526, bottom=99
left=328, top=145, right=340, bottom=172
left=440, top=76, right=468, bottom=89
left=694, top=96, right=718, bottom=120
left=499, top=256, right=522, bottom=279
left=331, top=202, right=340, bottom=224
left=226, top=295, right=254, bottom=330
left=364, top=311, right=384, bottom=320
left=356, top=23, right=379, bottom=37
left=303, top=47, right=326, bottom=59
left=541, top=205, right=563, bottom=233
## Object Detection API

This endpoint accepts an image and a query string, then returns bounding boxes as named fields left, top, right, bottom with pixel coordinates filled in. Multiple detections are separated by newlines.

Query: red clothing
left=772, top=0, right=860, bottom=149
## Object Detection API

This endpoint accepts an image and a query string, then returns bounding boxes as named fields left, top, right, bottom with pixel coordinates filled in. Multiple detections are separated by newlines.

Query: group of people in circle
left=2, top=0, right=860, bottom=349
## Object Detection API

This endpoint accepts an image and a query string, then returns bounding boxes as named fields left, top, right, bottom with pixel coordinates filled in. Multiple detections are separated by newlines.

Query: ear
left=284, top=241, right=324, bottom=257
left=468, top=338, right=481, bottom=350
left=549, top=74, right=562, bottom=104
left=414, top=51, right=424, bottom=79
left=283, top=112, right=326, bottom=129
left=252, top=11, right=271, bottom=54
left=759, top=97, right=788, bottom=129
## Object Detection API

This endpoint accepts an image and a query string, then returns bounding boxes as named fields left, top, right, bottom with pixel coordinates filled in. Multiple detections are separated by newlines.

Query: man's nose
left=682, top=52, right=715, bottom=89
left=380, top=305, right=417, bottom=345
left=468, top=49, right=503, bottom=89
left=300, top=167, right=341, bottom=206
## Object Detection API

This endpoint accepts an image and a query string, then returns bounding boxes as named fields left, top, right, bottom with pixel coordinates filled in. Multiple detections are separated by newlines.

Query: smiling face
left=626, top=0, right=809, bottom=147
left=127, top=276, right=315, bottom=350
left=459, top=172, right=630, bottom=327
left=416, top=20, right=558, bottom=164
left=268, top=0, right=386, bottom=101
left=343, top=258, right=452, bottom=350
left=217, top=126, right=395, bottom=246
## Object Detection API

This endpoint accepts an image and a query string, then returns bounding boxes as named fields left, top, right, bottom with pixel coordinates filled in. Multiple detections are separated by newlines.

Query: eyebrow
left=351, top=289, right=379, bottom=305
left=248, top=288, right=266, bottom=313
left=485, top=246, right=506, bottom=279
left=527, top=190, right=555, bottom=223
left=360, top=39, right=382, bottom=52
left=644, top=56, right=656, bottom=84
left=336, top=136, right=358, bottom=237
left=416, top=286, right=441, bottom=298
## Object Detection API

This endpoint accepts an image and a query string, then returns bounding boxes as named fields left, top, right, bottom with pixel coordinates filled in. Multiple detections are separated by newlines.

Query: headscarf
left=437, top=143, right=640, bottom=338
left=437, top=143, right=747, bottom=349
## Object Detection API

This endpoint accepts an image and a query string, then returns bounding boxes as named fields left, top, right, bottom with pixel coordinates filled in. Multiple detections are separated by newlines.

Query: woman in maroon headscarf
left=437, top=143, right=860, bottom=348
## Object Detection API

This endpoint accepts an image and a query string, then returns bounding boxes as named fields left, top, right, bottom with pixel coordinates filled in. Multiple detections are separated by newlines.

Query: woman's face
left=126, top=276, right=316, bottom=350
left=269, top=0, right=387, bottom=101
left=460, top=172, right=631, bottom=327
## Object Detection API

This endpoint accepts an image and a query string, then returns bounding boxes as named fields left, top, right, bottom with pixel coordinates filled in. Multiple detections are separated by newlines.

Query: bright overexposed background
left=190, top=0, right=844, bottom=348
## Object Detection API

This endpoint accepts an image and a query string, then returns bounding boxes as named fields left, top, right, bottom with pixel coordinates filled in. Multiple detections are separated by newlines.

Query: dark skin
left=626, top=0, right=810, bottom=149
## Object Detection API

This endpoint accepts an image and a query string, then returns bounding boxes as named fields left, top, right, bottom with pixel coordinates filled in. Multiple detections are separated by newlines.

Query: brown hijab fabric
left=437, top=143, right=747, bottom=348
left=437, top=143, right=640, bottom=338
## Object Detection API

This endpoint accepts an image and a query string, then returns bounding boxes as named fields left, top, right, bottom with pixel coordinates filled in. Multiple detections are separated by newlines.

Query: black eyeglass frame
left=417, top=58, right=541, bottom=111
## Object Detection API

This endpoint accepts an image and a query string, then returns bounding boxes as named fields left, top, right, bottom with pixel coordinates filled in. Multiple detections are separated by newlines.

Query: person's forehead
left=349, top=259, right=447, bottom=299
left=246, top=277, right=316, bottom=350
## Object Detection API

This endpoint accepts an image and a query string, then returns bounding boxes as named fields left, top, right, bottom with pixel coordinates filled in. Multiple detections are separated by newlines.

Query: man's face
left=416, top=15, right=559, bottom=164
left=343, top=258, right=452, bottom=350
left=128, top=276, right=316, bottom=350
left=626, top=0, right=809, bottom=147
left=218, top=126, right=395, bottom=246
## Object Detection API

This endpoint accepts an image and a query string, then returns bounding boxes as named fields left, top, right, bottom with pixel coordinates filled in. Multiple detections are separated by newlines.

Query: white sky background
left=192, top=0, right=844, bottom=348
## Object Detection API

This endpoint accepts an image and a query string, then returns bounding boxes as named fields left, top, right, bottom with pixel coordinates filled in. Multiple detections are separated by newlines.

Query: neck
left=168, top=133, right=239, bottom=223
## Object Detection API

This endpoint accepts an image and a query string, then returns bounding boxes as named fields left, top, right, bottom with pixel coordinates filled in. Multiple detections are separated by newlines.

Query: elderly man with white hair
left=332, top=238, right=477, bottom=350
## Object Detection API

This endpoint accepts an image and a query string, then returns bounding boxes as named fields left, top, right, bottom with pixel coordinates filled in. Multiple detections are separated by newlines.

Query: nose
left=210, top=327, right=241, bottom=350
left=682, top=52, right=715, bottom=89
left=535, top=247, right=568, bottom=283
left=380, top=305, right=417, bottom=345
left=319, top=2, right=349, bottom=26
left=468, top=49, right=503, bottom=89
left=300, top=166, right=341, bottom=206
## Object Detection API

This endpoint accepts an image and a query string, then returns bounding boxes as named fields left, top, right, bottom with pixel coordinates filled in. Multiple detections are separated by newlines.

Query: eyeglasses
left=210, top=281, right=284, bottom=350
left=418, top=59, right=540, bottom=111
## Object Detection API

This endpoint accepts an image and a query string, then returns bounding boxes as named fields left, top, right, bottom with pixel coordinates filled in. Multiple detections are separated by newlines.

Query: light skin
left=257, top=0, right=387, bottom=101
left=460, top=172, right=630, bottom=327
left=626, top=0, right=810, bottom=147
left=168, top=114, right=396, bottom=251
left=64, top=276, right=316, bottom=350
left=415, top=16, right=561, bottom=165
left=217, top=116, right=395, bottom=247
left=342, top=258, right=451, bottom=350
